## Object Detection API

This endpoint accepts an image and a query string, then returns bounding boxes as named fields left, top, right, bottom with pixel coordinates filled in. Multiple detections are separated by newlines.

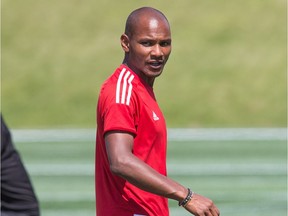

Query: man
left=1, top=115, right=40, bottom=216
left=95, top=7, right=220, bottom=216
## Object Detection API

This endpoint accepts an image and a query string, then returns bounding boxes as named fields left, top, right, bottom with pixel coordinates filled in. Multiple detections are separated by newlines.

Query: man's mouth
left=148, top=61, right=163, bottom=69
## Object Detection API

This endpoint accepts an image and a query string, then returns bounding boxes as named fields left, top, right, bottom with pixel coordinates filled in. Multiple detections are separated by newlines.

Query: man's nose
left=151, top=44, right=163, bottom=57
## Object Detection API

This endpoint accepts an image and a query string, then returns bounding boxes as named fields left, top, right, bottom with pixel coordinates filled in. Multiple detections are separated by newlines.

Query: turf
left=14, top=135, right=287, bottom=216
left=2, top=0, right=286, bottom=128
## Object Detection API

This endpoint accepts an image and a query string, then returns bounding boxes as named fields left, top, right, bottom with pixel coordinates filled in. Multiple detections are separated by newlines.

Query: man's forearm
left=110, top=152, right=188, bottom=202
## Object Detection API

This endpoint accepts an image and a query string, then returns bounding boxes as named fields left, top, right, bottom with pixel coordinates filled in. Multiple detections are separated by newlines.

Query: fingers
left=204, top=202, right=219, bottom=216
left=194, top=205, right=220, bottom=216
left=184, top=193, right=220, bottom=216
left=209, top=205, right=220, bottom=216
left=211, top=205, right=220, bottom=216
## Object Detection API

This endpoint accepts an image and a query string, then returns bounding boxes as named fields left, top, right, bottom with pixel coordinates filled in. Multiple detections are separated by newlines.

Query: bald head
left=124, top=7, right=170, bottom=38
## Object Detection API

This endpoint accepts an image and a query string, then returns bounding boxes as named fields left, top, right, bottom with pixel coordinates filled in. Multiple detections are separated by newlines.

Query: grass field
left=2, top=0, right=286, bottom=128
left=12, top=128, right=287, bottom=216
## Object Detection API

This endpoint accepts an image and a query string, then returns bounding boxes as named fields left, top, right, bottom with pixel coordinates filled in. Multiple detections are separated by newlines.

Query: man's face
left=124, top=17, right=172, bottom=82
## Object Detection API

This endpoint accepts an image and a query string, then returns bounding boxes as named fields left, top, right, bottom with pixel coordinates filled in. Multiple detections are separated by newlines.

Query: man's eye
left=160, top=41, right=171, bottom=47
left=141, top=41, right=152, bottom=47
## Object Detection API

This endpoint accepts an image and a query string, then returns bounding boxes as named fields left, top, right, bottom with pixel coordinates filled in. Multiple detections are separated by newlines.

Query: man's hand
left=184, top=193, right=220, bottom=216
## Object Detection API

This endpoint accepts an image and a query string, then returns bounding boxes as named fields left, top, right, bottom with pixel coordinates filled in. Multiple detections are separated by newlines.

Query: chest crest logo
left=152, top=111, right=160, bottom=121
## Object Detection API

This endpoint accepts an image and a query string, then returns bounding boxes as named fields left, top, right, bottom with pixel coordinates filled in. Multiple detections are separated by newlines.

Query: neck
left=122, top=60, right=155, bottom=87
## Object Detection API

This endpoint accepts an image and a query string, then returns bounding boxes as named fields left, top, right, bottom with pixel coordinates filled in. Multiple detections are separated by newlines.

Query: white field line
left=43, top=210, right=94, bottom=216
left=11, top=128, right=287, bottom=142
left=25, top=163, right=286, bottom=176
left=39, top=193, right=94, bottom=202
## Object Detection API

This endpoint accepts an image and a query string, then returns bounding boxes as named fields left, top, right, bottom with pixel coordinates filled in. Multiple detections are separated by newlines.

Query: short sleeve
left=103, top=103, right=137, bottom=136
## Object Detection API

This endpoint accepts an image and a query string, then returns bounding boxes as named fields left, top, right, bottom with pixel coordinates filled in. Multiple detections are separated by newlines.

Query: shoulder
left=101, top=66, right=140, bottom=101
left=98, top=65, right=141, bottom=109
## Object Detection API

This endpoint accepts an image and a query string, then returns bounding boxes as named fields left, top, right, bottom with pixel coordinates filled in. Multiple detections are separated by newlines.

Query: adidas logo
left=152, top=111, right=160, bottom=121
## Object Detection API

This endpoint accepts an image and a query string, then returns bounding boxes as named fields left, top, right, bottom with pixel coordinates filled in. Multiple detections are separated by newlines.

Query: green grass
left=2, top=0, right=286, bottom=128
left=14, top=133, right=287, bottom=216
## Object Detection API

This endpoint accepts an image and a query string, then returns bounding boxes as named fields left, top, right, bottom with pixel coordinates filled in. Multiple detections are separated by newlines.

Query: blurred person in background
left=1, top=115, right=40, bottom=216
left=95, top=7, right=220, bottom=216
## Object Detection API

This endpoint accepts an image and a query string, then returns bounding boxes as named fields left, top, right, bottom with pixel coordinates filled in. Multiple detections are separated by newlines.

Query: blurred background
left=2, top=0, right=286, bottom=128
left=2, top=0, right=287, bottom=215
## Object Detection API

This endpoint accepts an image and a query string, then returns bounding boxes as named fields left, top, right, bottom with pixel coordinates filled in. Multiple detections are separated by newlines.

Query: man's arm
left=105, top=131, right=220, bottom=216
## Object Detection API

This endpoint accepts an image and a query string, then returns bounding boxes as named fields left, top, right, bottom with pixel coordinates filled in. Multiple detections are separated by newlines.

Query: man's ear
left=120, top=34, right=130, bottom=52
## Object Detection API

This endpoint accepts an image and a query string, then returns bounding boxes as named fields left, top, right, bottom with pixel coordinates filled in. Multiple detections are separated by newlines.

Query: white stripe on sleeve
left=121, top=71, right=131, bottom=104
left=126, top=74, right=134, bottom=105
left=116, top=68, right=126, bottom=104
left=115, top=69, right=134, bottom=105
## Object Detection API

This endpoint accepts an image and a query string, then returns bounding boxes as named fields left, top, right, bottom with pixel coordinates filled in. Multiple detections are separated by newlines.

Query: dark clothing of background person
left=1, top=115, right=40, bottom=216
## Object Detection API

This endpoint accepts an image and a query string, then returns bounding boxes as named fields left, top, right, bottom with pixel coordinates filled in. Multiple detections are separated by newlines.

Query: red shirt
left=96, top=64, right=169, bottom=216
